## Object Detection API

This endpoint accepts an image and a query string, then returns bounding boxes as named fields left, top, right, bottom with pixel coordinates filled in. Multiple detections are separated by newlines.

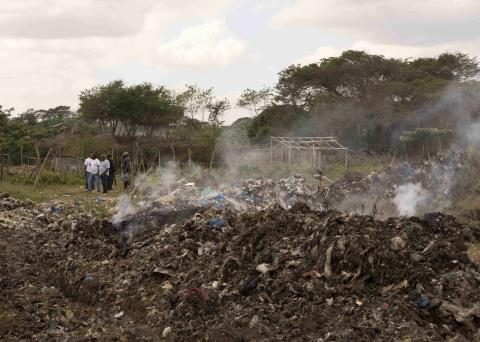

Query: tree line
left=232, top=51, right=480, bottom=154
left=1, top=50, right=479, bottom=166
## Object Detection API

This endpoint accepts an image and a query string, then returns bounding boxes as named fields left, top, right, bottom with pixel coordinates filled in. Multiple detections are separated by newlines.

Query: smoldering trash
left=1, top=158, right=480, bottom=341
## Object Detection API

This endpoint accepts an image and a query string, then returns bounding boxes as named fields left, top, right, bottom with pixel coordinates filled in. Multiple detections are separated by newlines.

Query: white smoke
left=159, top=161, right=177, bottom=189
left=393, top=183, right=428, bottom=216
left=464, top=121, right=480, bottom=147
left=112, top=195, right=137, bottom=226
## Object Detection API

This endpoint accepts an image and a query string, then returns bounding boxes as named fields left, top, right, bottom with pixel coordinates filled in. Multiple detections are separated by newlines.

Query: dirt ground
left=1, top=192, right=480, bottom=341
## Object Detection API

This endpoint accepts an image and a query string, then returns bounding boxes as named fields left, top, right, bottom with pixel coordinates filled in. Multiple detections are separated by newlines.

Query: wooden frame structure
left=269, top=136, right=348, bottom=167
left=225, top=136, right=348, bottom=168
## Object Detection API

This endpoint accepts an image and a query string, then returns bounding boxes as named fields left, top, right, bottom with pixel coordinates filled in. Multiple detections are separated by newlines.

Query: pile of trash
left=2, top=191, right=480, bottom=340
left=328, top=152, right=465, bottom=216
left=116, top=173, right=322, bottom=227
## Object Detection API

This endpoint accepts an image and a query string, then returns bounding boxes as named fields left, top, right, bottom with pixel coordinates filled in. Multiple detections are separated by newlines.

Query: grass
left=209, top=154, right=388, bottom=184
left=0, top=180, right=124, bottom=218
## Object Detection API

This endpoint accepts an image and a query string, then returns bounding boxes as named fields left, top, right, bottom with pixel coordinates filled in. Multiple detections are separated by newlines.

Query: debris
left=256, top=263, right=273, bottom=274
left=416, top=294, right=431, bottom=309
left=207, top=217, right=225, bottom=228
left=162, top=327, right=172, bottom=338
left=249, top=315, right=259, bottom=328
left=324, top=244, right=334, bottom=278
left=239, top=273, right=261, bottom=296
left=440, top=303, right=480, bottom=323
left=391, top=236, right=407, bottom=251
left=1, top=189, right=480, bottom=340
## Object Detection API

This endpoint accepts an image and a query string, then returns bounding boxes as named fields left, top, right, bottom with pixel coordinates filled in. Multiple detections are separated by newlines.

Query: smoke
left=159, top=161, right=178, bottom=189
left=112, top=195, right=137, bottom=226
left=464, top=121, right=480, bottom=147
left=393, top=183, right=427, bottom=216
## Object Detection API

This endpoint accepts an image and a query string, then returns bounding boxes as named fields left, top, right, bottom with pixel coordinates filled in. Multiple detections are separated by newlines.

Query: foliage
left=237, top=87, right=273, bottom=116
left=79, top=81, right=183, bottom=137
left=399, top=128, right=453, bottom=155
left=248, top=50, right=480, bottom=153
left=247, top=104, right=308, bottom=143
left=0, top=106, right=78, bottom=163
left=2, top=50, right=480, bottom=165
left=219, top=117, right=252, bottom=146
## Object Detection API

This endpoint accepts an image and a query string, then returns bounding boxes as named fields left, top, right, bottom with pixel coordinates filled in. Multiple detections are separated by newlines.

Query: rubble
left=328, top=151, right=466, bottom=216
left=1, top=190, right=480, bottom=340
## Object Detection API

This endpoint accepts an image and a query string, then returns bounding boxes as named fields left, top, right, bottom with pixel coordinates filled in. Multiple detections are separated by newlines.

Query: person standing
left=107, top=153, right=115, bottom=190
left=84, top=152, right=93, bottom=190
left=88, top=153, right=101, bottom=192
left=99, top=154, right=110, bottom=194
left=121, top=152, right=131, bottom=190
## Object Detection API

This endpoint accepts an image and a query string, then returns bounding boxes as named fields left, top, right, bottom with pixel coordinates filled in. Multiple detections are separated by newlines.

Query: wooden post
left=171, top=144, right=176, bottom=164
left=20, top=145, right=23, bottom=166
left=0, top=155, right=4, bottom=183
left=209, top=142, right=217, bottom=169
left=188, top=148, right=192, bottom=168
left=288, top=147, right=291, bottom=165
left=140, top=148, right=146, bottom=173
left=318, top=150, right=322, bottom=169
left=312, top=146, right=316, bottom=167
left=132, top=144, right=136, bottom=184
left=270, top=138, right=273, bottom=165
left=158, top=150, right=161, bottom=168
left=344, top=150, right=349, bottom=168
left=32, top=148, right=52, bottom=191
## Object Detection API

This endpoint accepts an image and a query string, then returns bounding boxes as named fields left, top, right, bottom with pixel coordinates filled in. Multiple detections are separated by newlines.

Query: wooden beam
left=32, top=148, right=52, bottom=191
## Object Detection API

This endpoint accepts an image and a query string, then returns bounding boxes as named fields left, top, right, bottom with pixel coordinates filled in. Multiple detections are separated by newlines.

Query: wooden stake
left=209, top=142, right=217, bottom=169
left=33, top=148, right=52, bottom=191
left=270, top=138, right=273, bottom=165
left=0, top=155, right=4, bottom=183
left=171, top=144, right=176, bottom=163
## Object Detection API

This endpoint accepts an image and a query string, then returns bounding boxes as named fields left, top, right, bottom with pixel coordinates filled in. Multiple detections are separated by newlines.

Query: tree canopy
left=246, top=50, right=480, bottom=151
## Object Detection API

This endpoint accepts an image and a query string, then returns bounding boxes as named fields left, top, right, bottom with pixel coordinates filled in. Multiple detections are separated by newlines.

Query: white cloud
left=0, top=0, right=152, bottom=38
left=295, top=46, right=342, bottom=65
left=272, top=0, right=480, bottom=45
left=156, top=20, right=246, bottom=69
left=0, top=0, right=236, bottom=112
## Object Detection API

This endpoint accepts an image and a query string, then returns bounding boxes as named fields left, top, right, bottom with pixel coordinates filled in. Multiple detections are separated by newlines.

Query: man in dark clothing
left=122, top=152, right=131, bottom=190
left=107, top=154, right=115, bottom=190
left=99, top=154, right=110, bottom=194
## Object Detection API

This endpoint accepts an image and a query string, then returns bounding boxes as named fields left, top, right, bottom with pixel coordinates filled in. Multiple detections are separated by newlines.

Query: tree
left=237, top=87, right=273, bottom=116
left=79, top=81, right=184, bottom=138
left=178, top=84, right=214, bottom=122
left=134, top=84, right=184, bottom=137
left=79, top=80, right=126, bottom=136
left=0, top=105, right=14, bottom=151
left=207, top=99, right=230, bottom=127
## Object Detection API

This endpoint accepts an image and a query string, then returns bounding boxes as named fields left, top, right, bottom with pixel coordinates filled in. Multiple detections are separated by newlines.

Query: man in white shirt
left=84, top=152, right=93, bottom=190
left=88, top=154, right=101, bottom=192
left=99, top=154, right=110, bottom=194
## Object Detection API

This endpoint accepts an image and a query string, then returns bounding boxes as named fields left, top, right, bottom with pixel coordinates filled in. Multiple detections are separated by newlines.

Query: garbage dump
left=2, top=189, right=480, bottom=341
left=328, top=152, right=465, bottom=217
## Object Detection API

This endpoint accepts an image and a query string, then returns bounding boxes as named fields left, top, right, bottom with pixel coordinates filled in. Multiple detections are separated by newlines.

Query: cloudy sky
left=1, top=0, right=479, bottom=123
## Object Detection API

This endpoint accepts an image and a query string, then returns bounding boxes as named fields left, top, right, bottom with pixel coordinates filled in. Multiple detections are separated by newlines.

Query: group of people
left=84, top=152, right=131, bottom=193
